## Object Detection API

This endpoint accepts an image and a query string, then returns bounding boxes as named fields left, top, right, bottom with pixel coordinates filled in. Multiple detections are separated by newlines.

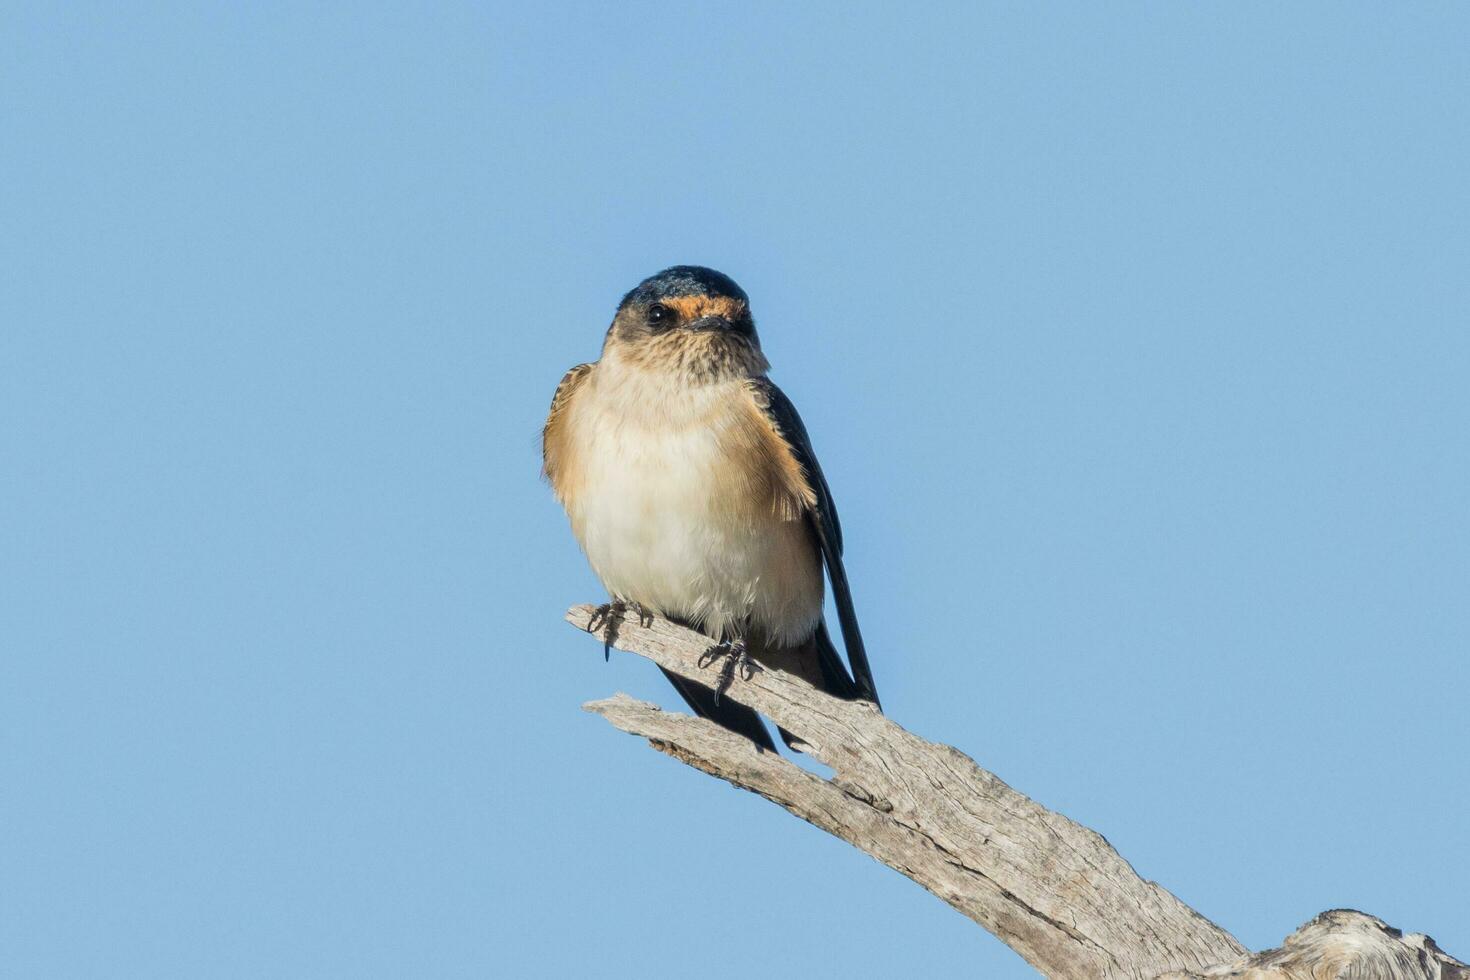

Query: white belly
left=565, top=380, right=823, bottom=645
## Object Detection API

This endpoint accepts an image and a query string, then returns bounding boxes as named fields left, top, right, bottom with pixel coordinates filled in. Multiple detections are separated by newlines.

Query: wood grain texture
left=1158, top=910, right=1470, bottom=980
left=566, top=604, right=1465, bottom=979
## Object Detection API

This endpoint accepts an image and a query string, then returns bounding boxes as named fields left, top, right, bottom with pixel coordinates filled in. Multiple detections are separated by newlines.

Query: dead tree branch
left=567, top=604, right=1465, bottom=980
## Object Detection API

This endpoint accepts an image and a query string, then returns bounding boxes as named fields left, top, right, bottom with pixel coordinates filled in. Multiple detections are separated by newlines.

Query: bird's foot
left=697, top=638, right=760, bottom=705
left=586, top=600, right=654, bottom=661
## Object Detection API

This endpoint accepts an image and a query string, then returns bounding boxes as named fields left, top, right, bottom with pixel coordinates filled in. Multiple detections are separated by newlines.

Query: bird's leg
left=586, top=599, right=655, bottom=661
left=586, top=599, right=626, bottom=661
left=698, top=637, right=761, bottom=705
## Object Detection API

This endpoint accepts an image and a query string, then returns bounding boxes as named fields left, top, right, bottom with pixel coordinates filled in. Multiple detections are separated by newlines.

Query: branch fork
left=567, top=604, right=1465, bottom=980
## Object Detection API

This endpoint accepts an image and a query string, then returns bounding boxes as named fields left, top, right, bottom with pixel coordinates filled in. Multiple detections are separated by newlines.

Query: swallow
left=543, top=266, right=879, bottom=751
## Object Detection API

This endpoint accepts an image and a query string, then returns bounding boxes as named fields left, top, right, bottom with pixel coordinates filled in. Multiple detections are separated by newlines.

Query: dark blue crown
left=620, top=266, right=748, bottom=309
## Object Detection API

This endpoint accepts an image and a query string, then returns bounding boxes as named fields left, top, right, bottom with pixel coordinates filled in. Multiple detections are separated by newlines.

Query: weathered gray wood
left=1158, top=910, right=1470, bottom=980
left=567, top=604, right=1465, bottom=980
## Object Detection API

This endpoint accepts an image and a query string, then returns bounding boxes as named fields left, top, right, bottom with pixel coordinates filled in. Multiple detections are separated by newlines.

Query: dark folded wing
left=749, top=378, right=880, bottom=706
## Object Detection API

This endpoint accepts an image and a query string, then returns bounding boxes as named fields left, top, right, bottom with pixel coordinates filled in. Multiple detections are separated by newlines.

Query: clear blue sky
left=3, top=3, right=1466, bottom=977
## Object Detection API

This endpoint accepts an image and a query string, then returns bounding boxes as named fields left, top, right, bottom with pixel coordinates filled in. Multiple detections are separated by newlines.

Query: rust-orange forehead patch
left=659, top=295, right=747, bottom=321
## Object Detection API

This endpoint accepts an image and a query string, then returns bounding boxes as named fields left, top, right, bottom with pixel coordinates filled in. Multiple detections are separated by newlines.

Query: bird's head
left=602, top=266, right=767, bottom=381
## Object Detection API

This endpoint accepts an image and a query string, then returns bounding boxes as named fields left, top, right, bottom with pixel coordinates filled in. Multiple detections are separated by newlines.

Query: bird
left=542, top=265, right=879, bottom=751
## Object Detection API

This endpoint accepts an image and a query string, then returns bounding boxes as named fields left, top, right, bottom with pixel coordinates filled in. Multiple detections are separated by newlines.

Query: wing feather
left=542, top=362, right=594, bottom=494
left=746, top=378, right=879, bottom=706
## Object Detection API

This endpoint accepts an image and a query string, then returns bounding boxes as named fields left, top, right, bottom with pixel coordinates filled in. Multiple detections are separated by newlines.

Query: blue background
left=4, top=3, right=1466, bottom=977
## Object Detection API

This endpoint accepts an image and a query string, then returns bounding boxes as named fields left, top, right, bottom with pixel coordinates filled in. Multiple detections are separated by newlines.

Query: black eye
left=647, top=303, right=673, bottom=325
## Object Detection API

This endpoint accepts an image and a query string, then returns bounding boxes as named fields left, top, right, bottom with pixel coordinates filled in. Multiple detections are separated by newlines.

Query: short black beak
left=687, top=315, right=733, bottom=332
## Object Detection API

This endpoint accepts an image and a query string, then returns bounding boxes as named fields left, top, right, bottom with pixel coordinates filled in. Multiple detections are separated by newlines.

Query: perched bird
left=543, top=266, right=878, bottom=750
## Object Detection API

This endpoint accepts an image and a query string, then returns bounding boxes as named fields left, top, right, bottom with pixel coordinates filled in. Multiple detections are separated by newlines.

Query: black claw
left=699, top=638, right=758, bottom=705
left=586, top=604, right=610, bottom=633
left=586, top=600, right=655, bottom=661
left=588, top=600, right=628, bottom=661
